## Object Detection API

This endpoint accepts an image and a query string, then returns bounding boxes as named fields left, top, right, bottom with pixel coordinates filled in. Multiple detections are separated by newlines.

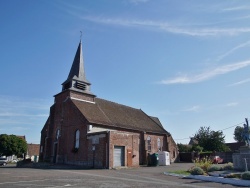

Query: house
left=14, top=136, right=40, bottom=162
left=188, top=137, right=198, bottom=146
left=26, top=144, right=40, bottom=162
left=39, top=40, right=178, bottom=168
left=17, top=135, right=26, bottom=141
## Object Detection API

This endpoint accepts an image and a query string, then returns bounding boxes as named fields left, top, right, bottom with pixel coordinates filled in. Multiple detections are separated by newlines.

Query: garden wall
left=179, top=151, right=233, bottom=163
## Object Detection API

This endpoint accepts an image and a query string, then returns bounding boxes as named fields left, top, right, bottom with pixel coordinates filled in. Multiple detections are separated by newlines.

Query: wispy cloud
left=128, top=0, right=149, bottom=4
left=222, top=6, right=250, bottom=12
left=0, top=126, right=30, bottom=134
left=0, top=96, right=50, bottom=110
left=160, top=60, right=250, bottom=85
left=82, top=16, right=250, bottom=37
left=228, top=78, right=250, bottom=87
left=226, top=102, right=238, bottom=107
left=217, top=40, right=250, bottom=61
left=0, top=112, right=48, bottom=117
left=0, top=96, right=50, bottom=125
left=183, top=105, right=200, bottom=112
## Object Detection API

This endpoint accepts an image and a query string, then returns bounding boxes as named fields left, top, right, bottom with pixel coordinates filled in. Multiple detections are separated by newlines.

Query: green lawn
left=167, top=170, right=191, bottom=176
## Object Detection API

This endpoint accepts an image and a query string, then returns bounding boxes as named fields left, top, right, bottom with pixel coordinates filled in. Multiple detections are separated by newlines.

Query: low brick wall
left=179, top=151, right=233, bottom=163
left=179, top=152, right=198, bottom=162
left=214, top=152, right=234, bottom=163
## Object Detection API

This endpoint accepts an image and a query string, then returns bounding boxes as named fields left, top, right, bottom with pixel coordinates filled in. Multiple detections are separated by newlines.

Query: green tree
left=0, top=134, right=27, bottom=157
left=193, top=126, right=230, bottom=152
left=177, top=143, right=191, bottom=152
left=234, top=126, right=244, bottom=142
left=191, top=144, right=203, bottom=153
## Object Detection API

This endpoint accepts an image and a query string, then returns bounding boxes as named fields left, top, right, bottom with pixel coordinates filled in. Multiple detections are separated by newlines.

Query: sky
left=1, top=0, right=250, bottom=145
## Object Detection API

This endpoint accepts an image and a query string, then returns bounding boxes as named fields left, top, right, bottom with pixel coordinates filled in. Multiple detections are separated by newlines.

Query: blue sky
left=1, top=0, right=250, bottom=144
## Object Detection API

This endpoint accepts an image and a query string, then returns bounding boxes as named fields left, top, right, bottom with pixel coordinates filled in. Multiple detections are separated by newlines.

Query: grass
left=168, top=170, right=191, bottom=176
left=166, top=163, right=245, bottom=180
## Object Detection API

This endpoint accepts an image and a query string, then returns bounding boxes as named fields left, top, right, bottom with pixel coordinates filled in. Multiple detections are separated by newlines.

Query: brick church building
left=39, top=40, right=178, bottom=168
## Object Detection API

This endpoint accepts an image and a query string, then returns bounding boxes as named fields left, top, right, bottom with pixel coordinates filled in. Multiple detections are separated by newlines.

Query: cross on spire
left=80, top=31, right=82, bottom=41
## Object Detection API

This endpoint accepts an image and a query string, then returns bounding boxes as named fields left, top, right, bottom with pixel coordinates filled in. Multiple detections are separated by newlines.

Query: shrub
left=225, top=173, right=241, bottom=179
left=193, top=156, right=213, bottom=172
left=199, top=152, right=212, bottom=159
left=208, top=165, right=222, bottom=172
left=222, top=162, right=234, bottom=170
left=241, top=171, right=250, bottom=180
left=191, top=145, right=203, bottom=153
left=190, top=166, right=204, bottom=175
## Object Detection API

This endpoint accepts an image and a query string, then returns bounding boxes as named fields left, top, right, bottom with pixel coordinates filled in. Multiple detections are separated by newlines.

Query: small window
left=147, top=136, right=151, bottom=151
left=157, top=138, right=161, bottom=151
left=173, top=150, right=175, bottom=158
left=75, top=130, right=80, bottom=149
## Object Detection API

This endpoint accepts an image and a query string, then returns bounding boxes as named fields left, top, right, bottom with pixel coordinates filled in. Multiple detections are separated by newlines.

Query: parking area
left=0, top=163, right=239, bottom=188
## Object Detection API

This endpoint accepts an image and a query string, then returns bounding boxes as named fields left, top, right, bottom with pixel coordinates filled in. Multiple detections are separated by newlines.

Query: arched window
left=147, top=136, right=151, bottom=151
left=56, top=129, right=60, bottom=140
left=75, top=130, right=80, bottom=149
left=157, top=138, right=161, bottom=151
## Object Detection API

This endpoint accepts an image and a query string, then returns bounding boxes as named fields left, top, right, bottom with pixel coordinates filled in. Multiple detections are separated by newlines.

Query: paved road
left=0, top=163, right=239, bottom=188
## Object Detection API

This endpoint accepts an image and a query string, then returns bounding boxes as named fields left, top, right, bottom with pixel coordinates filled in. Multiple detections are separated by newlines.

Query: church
left=39, top=40, right=178, bottom=168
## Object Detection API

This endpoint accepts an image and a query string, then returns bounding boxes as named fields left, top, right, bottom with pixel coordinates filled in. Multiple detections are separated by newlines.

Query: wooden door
left=127, top=148, right=132, bottom=167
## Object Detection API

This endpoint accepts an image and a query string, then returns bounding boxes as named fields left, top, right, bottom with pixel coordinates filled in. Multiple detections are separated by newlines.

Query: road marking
left=0, top=179, right=49, bottom=185
left=55, top=170, right=214, bottom=188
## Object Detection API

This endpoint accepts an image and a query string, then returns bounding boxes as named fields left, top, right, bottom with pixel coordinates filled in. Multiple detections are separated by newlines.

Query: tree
left=0, top=134, right=27, bottom=157
left=191, top=144, right=203, bottom=153
left=193, top=126, right=230, bottom=152
left=234, top=126, right=244, bottom=142
left=177, top=143, right=191, bottom=152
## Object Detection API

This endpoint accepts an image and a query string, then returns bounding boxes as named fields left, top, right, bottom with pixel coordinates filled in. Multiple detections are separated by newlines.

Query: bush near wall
left=242, top=172, right=250, bottom=180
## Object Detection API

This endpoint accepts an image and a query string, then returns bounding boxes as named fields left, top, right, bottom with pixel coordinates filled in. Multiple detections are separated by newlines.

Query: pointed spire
left=62, top=40, right=94, bottom=96
left=67, top=40, right=87, bottom=82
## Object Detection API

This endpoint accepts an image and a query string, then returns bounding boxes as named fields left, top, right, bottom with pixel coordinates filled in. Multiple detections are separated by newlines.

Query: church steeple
left=62, top=40, right=94, bottom=96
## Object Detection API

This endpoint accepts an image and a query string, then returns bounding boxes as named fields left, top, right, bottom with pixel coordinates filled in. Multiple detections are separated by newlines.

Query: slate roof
left=63, top=40, right=89, bottom=85
left=72, top=98, right=169, bottom=134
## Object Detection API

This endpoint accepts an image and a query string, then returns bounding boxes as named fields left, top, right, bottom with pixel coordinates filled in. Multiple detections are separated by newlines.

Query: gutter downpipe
left=106, top=130, right=110, bottom=169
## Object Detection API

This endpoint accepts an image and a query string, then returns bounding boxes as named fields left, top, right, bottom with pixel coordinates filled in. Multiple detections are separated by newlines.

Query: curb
left=164, top=172, right=250, bottom=187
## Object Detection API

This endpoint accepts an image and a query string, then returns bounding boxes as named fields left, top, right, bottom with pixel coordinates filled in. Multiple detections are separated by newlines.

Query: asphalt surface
left=0, top=163, right=243, bottom=188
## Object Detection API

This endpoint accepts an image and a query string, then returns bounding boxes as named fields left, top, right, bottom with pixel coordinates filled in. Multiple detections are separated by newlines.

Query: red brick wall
left=87, top=135, right=109, bottom=168
left=139, top=133, right=168, bottom=165
left=167, top=135, right=179, bottom=162
left=109, top=131, right=140, bottom=168
left=143, top=134, right=167, bottom=153
left=57, top=98, right=89, bottom=165
left=40, top=91, right=89, bottom=165
left=40, top=90, right=178, bottom=167
left=70, top=91, right=95, bottom=103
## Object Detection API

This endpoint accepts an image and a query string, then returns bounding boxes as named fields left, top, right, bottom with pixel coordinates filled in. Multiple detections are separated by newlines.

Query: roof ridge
left=139, top=109, right=169, bottom=134
left=149, top=116, right=163, bottom=127
left=96, top=97, right=141, bottom=111
left=95, top=101, right=114, bottom=125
